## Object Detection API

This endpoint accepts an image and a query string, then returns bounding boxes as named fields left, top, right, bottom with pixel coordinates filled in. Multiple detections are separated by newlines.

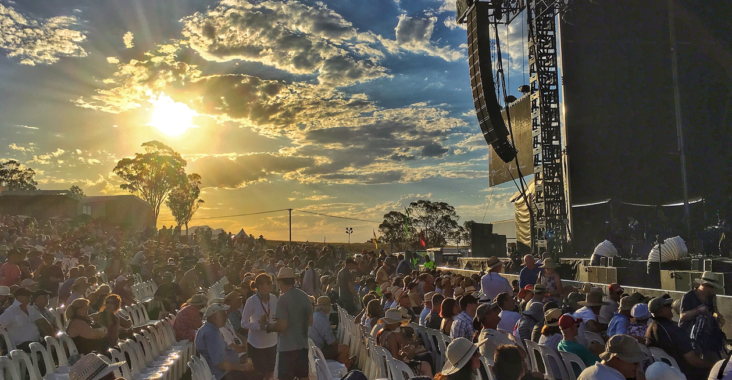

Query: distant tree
left=68, top=185, right=85, bottom=200
left=408, top=200, right=460, bottom=248
left=0, top=160, right=37, bottom=191
left=166, top=173, right=204, bottom=236
left=460, top=220, right=475, bottom=246
left=378, top=211, right=416, bottom=250
left=113, top=141, right=187, bottom=225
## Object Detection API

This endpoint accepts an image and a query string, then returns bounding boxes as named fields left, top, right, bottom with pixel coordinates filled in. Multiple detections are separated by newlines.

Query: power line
left=158, top=208, right=290, bottom=222
left=294, top=210, right=381, bottom=224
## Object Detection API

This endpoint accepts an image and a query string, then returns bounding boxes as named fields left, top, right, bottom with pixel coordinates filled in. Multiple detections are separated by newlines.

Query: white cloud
left=389, top=15, right=463, bottom=61
left=123, top=31, right=134, bottom=48
left=0, top=4, right=87, bottom=65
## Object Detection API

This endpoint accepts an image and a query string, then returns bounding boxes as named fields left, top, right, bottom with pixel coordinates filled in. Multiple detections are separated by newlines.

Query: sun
left=147, top=93, right=198, bottom=136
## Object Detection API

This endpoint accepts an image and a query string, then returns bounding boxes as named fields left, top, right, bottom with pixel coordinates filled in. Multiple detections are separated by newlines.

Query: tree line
left=0, top=140, right=203, bottom=234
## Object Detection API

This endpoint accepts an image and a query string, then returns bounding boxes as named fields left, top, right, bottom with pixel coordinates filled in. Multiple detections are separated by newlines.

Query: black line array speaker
left=466, top=2, right=516, bottom=163
left=471, top=222, right=506, bottom=258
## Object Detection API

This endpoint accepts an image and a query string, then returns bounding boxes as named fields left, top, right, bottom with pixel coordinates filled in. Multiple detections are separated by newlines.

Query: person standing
left=480, top=257, right=513, bottom=300
left=0, top=249, right=23, bottom=287
left=519, top=255, right=542, bottom=289
left=337, top=259, right=359, bottom=315
left=301, top=261, right=318, bottom=297
left=242, top=274, right=278, bottom=380
left=261, top=267, right=313, bottom=380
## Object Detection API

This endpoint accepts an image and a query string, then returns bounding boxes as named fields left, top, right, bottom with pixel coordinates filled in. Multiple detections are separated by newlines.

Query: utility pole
left=288, top=209, right=292, bottom=244
left=668, top=0, right=691, bottom=238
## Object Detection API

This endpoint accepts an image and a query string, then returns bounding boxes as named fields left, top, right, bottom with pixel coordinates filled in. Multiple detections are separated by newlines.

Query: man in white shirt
left=573, top=291, right=607, bottom=348
left=477, top=302, right=516, bottom=358
left=0, top=288, right=49, bottom=352
left=301, top=261, right=318, bottom=296
left=495, top=292, right=522, bottom=333
left=577, top=334, right=645, bottom=380
left=480, top=256, right=513, bottom=300
left=419, top=291, right=435, bottom=327
left=598, top=283, right=623, bottom=324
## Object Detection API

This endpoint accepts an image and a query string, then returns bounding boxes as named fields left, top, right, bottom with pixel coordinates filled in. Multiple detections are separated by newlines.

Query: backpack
left=689, top=314, right=723, bottom=354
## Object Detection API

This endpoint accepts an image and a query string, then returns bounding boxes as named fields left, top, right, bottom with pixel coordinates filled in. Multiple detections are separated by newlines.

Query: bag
left=689, top=314, right=723, bottom=354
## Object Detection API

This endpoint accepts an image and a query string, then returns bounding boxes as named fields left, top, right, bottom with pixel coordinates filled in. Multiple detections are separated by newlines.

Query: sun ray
left=147, top=93, right=198, bottom=136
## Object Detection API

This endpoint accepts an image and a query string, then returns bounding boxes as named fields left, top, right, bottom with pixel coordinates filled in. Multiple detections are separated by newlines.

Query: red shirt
left=173, top=305, right=202, bottom=342
left=0, top=263, right=21, bottom=287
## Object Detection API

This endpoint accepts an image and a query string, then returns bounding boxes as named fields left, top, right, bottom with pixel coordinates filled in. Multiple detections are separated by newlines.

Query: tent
left=235, top=228, right=247, bottom=238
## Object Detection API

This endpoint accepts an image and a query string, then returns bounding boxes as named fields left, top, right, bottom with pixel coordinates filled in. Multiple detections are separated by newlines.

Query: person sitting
left=419, top=291, right=435, bottom=327
left=496, top=292, right=521, bottom=334
left=31, top=289, right=56, bottom=335
left=518, top=285, right=534, bottom=312
left=607, top=296, right=637, bottom=337
left=577, top=334, right=646, bottom=380
left=394, top=288, right=417, bottom=322
left=645, top=296, right=713, bottom=380
left=515, top=301, right=544, bottom=343
left=377, top=309, right=432, bottom=377
left=538, top=308, right=563, bottom=350
left=65, top=298, right=108, bottom=354
left=627, top=303, right=650, bottom=343
left=363, top=298, right=384, bottom=329
left=174, top=294, right=208, bottom=341
left=557, top=315, right=600, bottom=375
left=476, top=302, right=516, bottom=360
left=451, top=294, right=478, bottom=340
left=526, top=284, right=548, bottom=309
left=434, top=337, right=485, bottom=380
left=492, top=345, right=528, bottom=380
left=67, top=277, right=89, bottom=305
left=87, top=284, right=111, bottom=313
left=0, top=287, right=50, bottom=352
left=425, top=293, right=444, bottom=330
left=90, top=294, right=132, bottom=348
left=309, top=296, right=354, bottom=370
left=154, top=272, right=182, bottom=312
left=440, top=298, right=458, bottom=336
left=562, top=292, right=583, bottom=315
left=573, top=291, right=607, bottom=347
left=195, top=303, right=251, bottom=380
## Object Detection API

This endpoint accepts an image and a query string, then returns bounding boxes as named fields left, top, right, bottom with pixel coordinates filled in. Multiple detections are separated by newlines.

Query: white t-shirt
left=479, top=328, right=516, bottom=360
left=578, top=363, right=625, bottom=380
left=538, top=333, right=563, bottom=351
left=598, top=299, right=618, bottom=324
left=0, top=304, right=42, bottom=345
left=241, top=294, right=278, bottom=348
left=480, top=272, right=513, bottom=300
left=498, top=310, right=522, bottom=334
left=573, top=306, right=598, bottom=347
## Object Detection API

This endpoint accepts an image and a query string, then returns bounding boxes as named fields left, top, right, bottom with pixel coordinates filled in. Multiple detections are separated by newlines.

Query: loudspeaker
left=467, top=2, right=516, bottom=163
left=471, top=223, right=507, bottom=258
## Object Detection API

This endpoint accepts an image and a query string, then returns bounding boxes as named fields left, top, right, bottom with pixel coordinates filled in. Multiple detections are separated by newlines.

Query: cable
left=158, top=208, right=290, bottom=222
left=482, top=186, right=496, bottom=223
left=294, top=210, right=381, bottom=224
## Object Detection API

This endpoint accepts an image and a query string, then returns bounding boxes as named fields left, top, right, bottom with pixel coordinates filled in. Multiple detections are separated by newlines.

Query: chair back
left=44, top=335, right=69, bottom=367
left=29, top=342, right=56, bottom=376
left=0, top=327, right=15, bottom=354
left=539, top=345, right=571, bottom=380
left=584, top=331, right=605, bottom=347
left=108, top=347, right=129, bottom=379
left=560, top=350, right=586, bottom=380
left=56, top=332, right=79, bottom=358
left=523, top=339, right=544, bottom=372
left=388, top=357, right=416, bottom=380
left=649, top=347, right=680, bottom=370
left=478, top=356, right=497, bottom=380
left=0, top=355, right=21, bottom=380
left=10, top=349, right=42, bottom=380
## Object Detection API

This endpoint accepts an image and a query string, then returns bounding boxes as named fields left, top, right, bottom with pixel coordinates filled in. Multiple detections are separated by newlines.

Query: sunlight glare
left=147, top=94, right=198, bottom=136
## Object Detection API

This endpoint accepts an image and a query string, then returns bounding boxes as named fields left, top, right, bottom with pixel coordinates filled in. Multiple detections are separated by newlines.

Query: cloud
left=0, top=4, right=87, bottom=65
left=181, top=0, right=388, bottom=86
left=186, top=153, right=316, bottom=188
left=8, top=143, right=35, bottom=153
left=421, top=142, right=449, bottom=157
left=303, top=195, right=334, bottom=201
left=390, top=15, right=463, bottom=61
left=14, top=125, right=39, bottom=130
left=123, top=31, right=134, bottom=48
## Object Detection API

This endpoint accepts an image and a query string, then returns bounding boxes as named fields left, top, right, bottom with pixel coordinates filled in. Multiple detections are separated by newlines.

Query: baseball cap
left=648, top=297, right=673, bottom=315
left=631, top=303, right=651, bottom=320
left=474, top=302, right=501, bottom=324
left=203, top=303, right=230, bottom=319
left=599, top=334, right=645, bottom=363
left=533, top=284, right=547, bottom=294
left=565, top=292, right=583, bottom=306
left=558, top=315, right=581, bottom=330
left=609, top=283, right=624, bottom=293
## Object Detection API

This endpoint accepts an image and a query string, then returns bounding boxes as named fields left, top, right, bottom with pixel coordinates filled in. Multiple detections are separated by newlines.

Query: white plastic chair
left=649, top=347, right=680, bottom=370
left=0, top=355, right=21, bottom=380
left=44, top=335, right=70, bottom=369
left=478, top=356, right=497, bottom=380
left=523, top=339, right=543, bottom=372
left=310, top=340, right=348, bottom=379
left=56, top=333, right=79, bottom=359
left=539, top=345, right=570, bottom=380
left=188, top=355, right=215, bottom=380
left=0, top=327, right=15, bottom=354
left=559, top=351, right=586, bottom=380
left=584, top=331, right=605, bottom=348
left=10, top=349, right=42, bottom=380
left=388, top=357, right=416, bottom=380
left=29, top=342, right=58, bottom=378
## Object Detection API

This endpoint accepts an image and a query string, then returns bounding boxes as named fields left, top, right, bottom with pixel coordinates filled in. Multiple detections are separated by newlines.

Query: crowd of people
left=1, top=213, right=732, bottom=380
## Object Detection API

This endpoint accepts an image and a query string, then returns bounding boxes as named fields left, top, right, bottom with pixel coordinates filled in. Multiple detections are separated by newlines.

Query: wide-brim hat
left=539, top=259, right=559, bottom=269
left=380, top=309, right=410, bottom=324
left=533, top=284, right=547, bottom=294
left=423, top=292, right=436, bottom=303
left=464, top=286, right=478, bottom=294
left=578, top=291, right=609, bottom=307
left=69, top=353, right=125, bottom=380
left=0, top=286, right=11, bottom=296
left=441, top=337, right=489, bottom=375
left=203, top=303, right=230, bottom=319
left=186, top=294, right=208, bottom=307
left=276, top=267, right=296, bottom=279
left=485, top=256, right=503, bottom=269
left=695, top=272, right=722, bottom=289
left=599, top=334, right=646, bottom=364
left=316, top=296, right=332, bottom=307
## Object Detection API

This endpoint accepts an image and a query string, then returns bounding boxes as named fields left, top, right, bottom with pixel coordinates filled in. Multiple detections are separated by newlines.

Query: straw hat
left=544, top=308, right=562, bottom=327
left=186, top=294, right=208, bottom=307
left=579, top=283, right=593, bottom=294
left=317, top=296, right=332, bottom=307
left=0, top=286, right=10, bottom=296
left=380, top=309, right=410, bottom=324
left=533, top=284, right=547, bottom=294
left=441, top=337, right=488, bottom=375
left=599, top=334, right=645, bottom=364
left=539, top=259, right=559, bottom=269
left=578, top=291, right=609, bottom=307
left=393, top=288, right=408, bottom=301
left=69, top=354, right=125, bottom=380
left=618, top=296, right=637, bottom=311
left=276, top=267, right=296, bottom=279
left=73, top=277, right=89, bottom=287
left=695, top=272, right=722, bottom=289
left=19, top=278, right=37, bottom=289
left=484, top=256, right=503, bottom=270
left=203, top=303, right=230, bottom=319
left=453, top=287, right=465, bottom=297
left=463, top=285, right=478, bottom=294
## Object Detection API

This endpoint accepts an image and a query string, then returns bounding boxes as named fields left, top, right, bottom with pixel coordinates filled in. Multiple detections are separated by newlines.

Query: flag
left=419, top=230, right=426, bottom=248
left=372, top=230, right=378, bottom=250
left=404, top=208, right=411, bottom=237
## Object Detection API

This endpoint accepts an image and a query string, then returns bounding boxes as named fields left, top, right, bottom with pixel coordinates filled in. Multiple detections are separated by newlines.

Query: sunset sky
left=0, top=0, right=531, bottom=243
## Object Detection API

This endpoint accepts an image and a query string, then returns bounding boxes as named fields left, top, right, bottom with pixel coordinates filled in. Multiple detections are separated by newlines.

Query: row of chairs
left=132, top=280, right=158, bottom=303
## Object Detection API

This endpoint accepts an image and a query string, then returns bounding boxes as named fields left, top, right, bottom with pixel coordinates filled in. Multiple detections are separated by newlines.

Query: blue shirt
left=308, top=310, right=335, bottom=350
left=195, top=322, right=239, bottom=380
left=396, top=260, right=411, bottom=276
left=519, top=266, right=543, bottom=288
left=606, top=312, right=630, bottom=337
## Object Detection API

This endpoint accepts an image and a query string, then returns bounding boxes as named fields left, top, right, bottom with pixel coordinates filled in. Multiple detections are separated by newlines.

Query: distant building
left=0, top=190, right=153, bottom=229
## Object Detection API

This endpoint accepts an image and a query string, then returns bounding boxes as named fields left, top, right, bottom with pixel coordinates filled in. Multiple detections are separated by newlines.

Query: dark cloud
left=389, top=153, right=415, bottom=161
left=187, top=154, right=316, bottom=188
left=421, top=142, right=449, bottom=157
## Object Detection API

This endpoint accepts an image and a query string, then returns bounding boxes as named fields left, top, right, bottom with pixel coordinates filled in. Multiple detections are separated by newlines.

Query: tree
left=68, top=185, right=85, bottom=200
left=166, top=173, right=204, bottom=236
left=378, top=211, right=417, bottom=250
left=113, top=141, right=187, bottom=225
left=0, top=160, right=37, bottom=191
left=459, top=220, right=475, bottom=246
left=407, top=200, right=460, bottom=248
